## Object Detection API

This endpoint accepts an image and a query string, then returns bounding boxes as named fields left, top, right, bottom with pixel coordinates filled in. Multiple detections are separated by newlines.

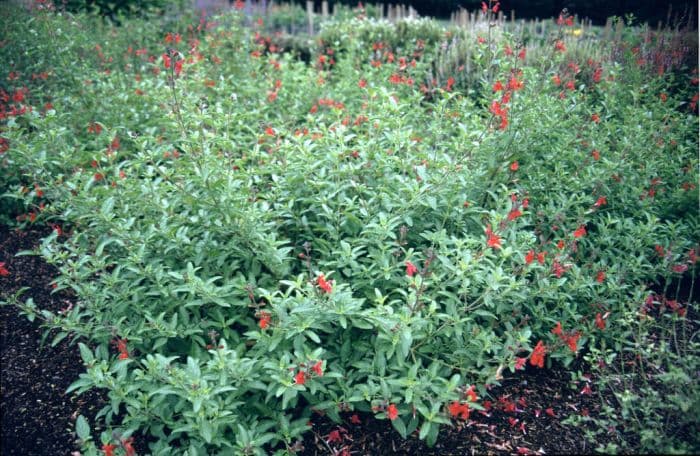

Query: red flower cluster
left=386, top=403, right=399, bottom=420
left=529, top=340, right=546, bottom=368
left=551, top=322, right=580, bottom=352
left=595, top=312, right=607, bottom=330
left=317, top=274, right=333, bottom=294
left=573, top=225, right=587, bottom=238
left=485, top=224, right=502, bottom=249
left=294, top=360, right=324, bottom=385
left=0, top=262, right=9, bottom=277
left=405, top=260, right=418, bottom=277
left=112, top=338, right=129, bottom=360
left=102, top=443, right=117, bottom=456
left=524, top=250, right=546, bottom=265
left=164, top=32, right=181, bottom=44
left=162, top=52, right=184, bottom=76
left=481, top=1, right=500, bottom=13
left=557, top=12, right=575, bottom=26
left=258, top=310, right=271, bottom=330
left=448, top=401, right=470, bottom=420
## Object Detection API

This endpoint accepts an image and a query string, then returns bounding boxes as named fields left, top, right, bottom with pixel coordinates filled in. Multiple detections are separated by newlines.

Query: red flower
left=0, top=262, right=9, bottom=277
left=122, top=437, right=136, bottom=456
left=672, top=264, right=688, bottom=274
left=545, top=407, right=555, bottom=417
left=405, top=260, right=418, bottom=277
left=265, top=126, right=275, bottom=136
left=595, top=312, right=606, bottom=330
left=555, top=40, right=566, bottom=52
left=258, top=311, right=271, bottom=330
left=552, top=260, right=566, bottom=278
left=591, top=149, right=600, bottom=161
left=233, top=0, right=244, bottom=10
left=465, top=384, right=478, bottom=402
left=591, top=113, right=600, bottom=123
left=317, top=274, right=333, bottom=294
left=596, top=270, right=606, bottom=283
left=518, top=48, right=526, bottom=60
left=515, top=357, right=527, bottom=370
left=490, top=100, right=507, bottom=117
left=358, top=79, right=367, bottom=88
left=294, top=370, right=307, bottom=385
left=510, top=161, right=519, bottom=171
left=552, top=74, right=561, bottom=86
left=327, top=429, right=342, bottom=444
left=593, top=67, right=602, bottom=83
left=485, top=225, right=502, bottom=249
left=174, top=59, right=183, bottom=76
left=507, top=76, right=523, bottom=91
left=113, top=338, right=129, bottom=360
left=566, top=333, right=580, bottom=352
left=593, top=196, right=606, bottom=207
left=507, top=208, right=522, bottom=221
left=580, top=384, right=592, bottom=395
left=493, top=80, right=504, bottom=92
left=102, top=443, right=117, bottom=456
left=311, top=360, right=324, bottom=377
left=529, top=341, right=546, bottom=368
left=350, top=414, right=361, bottom=424
left=487, top=232, right=501, bottom=249
left=448, top=401, right=470, bottom=420
left=525, top=250, right=535, bottom=265
left=0, top=137, right=9, bottom=154
left=386, top=403, right=399, bottom=420
left=164, top=32, right=181, bottom=44
left=537, top=252, right=546, bottom=264
left=551, top=322, right=563, bottom=336
left=498, top=115, right=509, bottom=130
left=573, top=225, right=586, bottom=238
left=162, top=53, right=171, bottom=69
left=110, top=136, right=120, bottom=151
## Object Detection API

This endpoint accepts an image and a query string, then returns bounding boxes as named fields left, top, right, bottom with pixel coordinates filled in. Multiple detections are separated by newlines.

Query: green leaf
left=75, top=415, right=90, bottom=441
left=391, top=416, right=407, bottom=438
left=78, top=343, right=94, bottom=365
left=419, top=421, right=431, bottom=440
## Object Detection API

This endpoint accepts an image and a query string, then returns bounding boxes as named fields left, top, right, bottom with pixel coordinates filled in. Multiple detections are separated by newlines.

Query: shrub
left=1, top=4, right=697, bottom=454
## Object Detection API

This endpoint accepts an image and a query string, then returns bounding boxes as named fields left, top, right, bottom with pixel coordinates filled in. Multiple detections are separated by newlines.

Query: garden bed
left=1, top=225, right=615, bottom=455
left=0, top=2, right=698, bottom=455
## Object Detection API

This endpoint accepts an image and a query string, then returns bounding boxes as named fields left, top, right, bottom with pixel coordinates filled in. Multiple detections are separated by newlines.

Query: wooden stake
left=306, top=0, right=313, bottom=35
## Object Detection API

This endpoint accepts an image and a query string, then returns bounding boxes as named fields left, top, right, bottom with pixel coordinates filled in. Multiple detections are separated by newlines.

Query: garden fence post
left=306, top=0, right=313, bottom=35
left=614, top=18, right=624, bottom=41
left=321, top=1, right=328, bottom=18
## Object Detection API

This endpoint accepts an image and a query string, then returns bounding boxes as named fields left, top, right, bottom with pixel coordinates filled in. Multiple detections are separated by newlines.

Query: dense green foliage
left=1, top=2, right=698, bottom=455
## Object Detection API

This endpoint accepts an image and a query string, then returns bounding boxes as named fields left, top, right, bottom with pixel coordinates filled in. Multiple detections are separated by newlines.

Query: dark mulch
left=0, top=225, right=108, bottom=455
left=1, top=224, right=618, bottom=455
left=299, top=363, right=613, bottom=456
